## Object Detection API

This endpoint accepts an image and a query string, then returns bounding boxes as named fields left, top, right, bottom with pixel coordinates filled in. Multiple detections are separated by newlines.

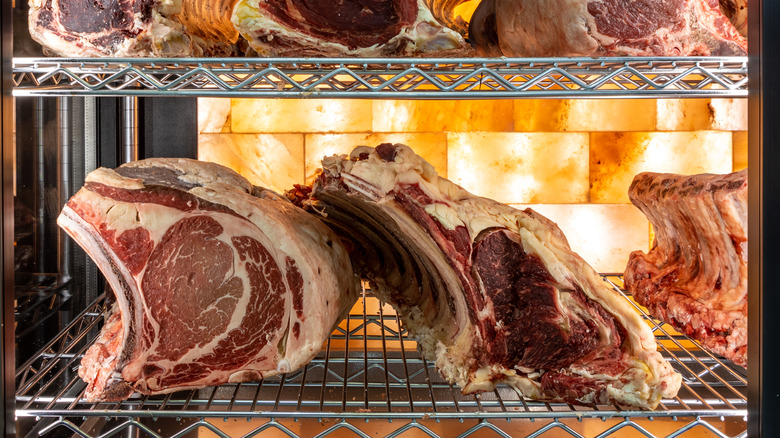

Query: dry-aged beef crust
left=60, top=158, right=359, bottom=401
left=29, top=0, right=470, bottom=56
left=232, top=0, right=470, bottom=56
left=468, top=0, right=747, bottom=56
left=624, top=170, right=747, bottom=367
left=28, top=0, right=240, bottom=56
left=294, top=143, right=681, bottom=409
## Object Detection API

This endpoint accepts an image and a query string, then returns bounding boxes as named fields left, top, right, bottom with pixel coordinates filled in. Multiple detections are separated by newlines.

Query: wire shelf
left=14, top=276, right=747, bottom=438
left=11, top=57, right=748, bottom=98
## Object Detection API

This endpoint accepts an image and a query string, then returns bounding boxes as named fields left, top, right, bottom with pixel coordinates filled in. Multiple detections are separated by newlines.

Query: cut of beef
left=624, top=169, right=747, bottom=367
left=720, top=0, right=747, bottom=38
left=468, top=0, right=747, bottom=56
left=232, top=0, right=470, bottom=56
left=28, top=0, right=469, bottom=57
left=292, top=144, right=681, bottom=409
left=28, top=0, right=241, bottom=56
left=59, top=158, right=359, bottom=401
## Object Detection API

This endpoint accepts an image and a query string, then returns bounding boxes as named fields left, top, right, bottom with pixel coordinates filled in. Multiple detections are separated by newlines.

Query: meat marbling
left=624, top=169, right=747, bottom=367
left=468, top=0, right=747, bottom=56
left=28, top=0, right=469, bottom=57
left=292, top=143, right=682, bottom=409
left=59, top=158, right=359, bottom=401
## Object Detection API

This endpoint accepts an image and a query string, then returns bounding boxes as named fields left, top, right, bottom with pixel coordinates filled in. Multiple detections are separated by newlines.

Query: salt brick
left=514, top=99, right=655, bottom=132
left=372, top=100, right=514, bottom=132
left=590, top=132, right=732, bottom=203
left=231, top=99, right=372, bottom=133
left=448, top=132, right=589, bottom=204
left=305, top=133, right=447, bottom=183
left=733, top=131, right=747, bottom=171
left=511, top=204, right=649, bottom=274
left=656, top=99, right=747, bottom=131
left=198, top=133, right=304, bottom=193
left=197, top=98, right=231, bottom=133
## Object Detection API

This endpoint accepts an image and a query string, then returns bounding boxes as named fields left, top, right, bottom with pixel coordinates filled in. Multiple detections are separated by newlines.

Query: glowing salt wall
left=198, top=98, right=747, bottom=273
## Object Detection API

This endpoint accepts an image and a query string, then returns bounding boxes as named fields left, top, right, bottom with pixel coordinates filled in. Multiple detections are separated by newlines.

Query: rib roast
left=59, top=158, right=359, bottom=401
left=624, top=169, right=747, bottom=367
left=292, top=143, right=682, bottom=409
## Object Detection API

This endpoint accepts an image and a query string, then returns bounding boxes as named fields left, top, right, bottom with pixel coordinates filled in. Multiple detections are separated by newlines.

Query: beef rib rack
left=58, top=158, right=359, bottom=401
left=292, top=144, right=682, bottom=409
left=468, top=0, right=747, bottom=56
left=624, top=169, right=747, bottom=367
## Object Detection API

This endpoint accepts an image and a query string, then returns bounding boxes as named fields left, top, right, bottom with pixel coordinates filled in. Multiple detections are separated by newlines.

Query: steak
left=58, top=158, right=359, bottom=401
left=28, top=0, right=469, bottom=57
left=624, top=169, right=747, bottom=367
left=292, top=144, right=681, bottom=409
left=468, top=0, right=747, bottom=56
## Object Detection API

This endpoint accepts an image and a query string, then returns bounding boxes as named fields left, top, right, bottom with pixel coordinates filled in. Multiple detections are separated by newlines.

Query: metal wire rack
left=14, top=276, right=747, bottom=438
left=11, top=57, right=748, bottom=98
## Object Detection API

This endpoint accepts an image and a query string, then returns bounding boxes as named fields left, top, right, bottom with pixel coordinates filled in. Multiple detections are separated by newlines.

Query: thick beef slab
left=28, top=0, right=469, bottom=57
left=58, top=158, right=359, bottom=401
left=624, top=170, right=747, bottom=367
left=468, top=0, right=747, bottom=56
left=294, top=144, right=681, bottom=409
left=232, top=0, right=469, bottom=56
left=28, top=0, right=241, bottom=56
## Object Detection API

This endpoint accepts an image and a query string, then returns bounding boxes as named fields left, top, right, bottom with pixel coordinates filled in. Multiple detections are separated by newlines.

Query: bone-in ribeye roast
left=624, top=170, right=747, bottom=367
left=28, top=0, right=468, bottom=56
left=58, top=158, right=359, bottom=401
left=468, top=0, right=747, bottom=57
left=292, top=144, right=681, bottom=409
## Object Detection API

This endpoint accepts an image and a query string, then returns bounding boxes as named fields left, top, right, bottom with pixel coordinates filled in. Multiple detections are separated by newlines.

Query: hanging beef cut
left=468, top=0, right=747, bottom=56
left=28, top=0, right=241, bottom=56
left=291, top=143, right=681, bottom=409
left=28, top=0, right=469, bottom=57
left=58, top=158, right=359, bottom=401
left=232, top=0, right=469, bottom=56
left=624, top=169, right=747, bottom=367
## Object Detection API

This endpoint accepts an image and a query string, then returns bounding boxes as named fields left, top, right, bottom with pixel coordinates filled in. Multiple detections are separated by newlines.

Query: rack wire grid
left=11, top=57, right=748, bottom=98
left=14, top=275, right=747, bottom=438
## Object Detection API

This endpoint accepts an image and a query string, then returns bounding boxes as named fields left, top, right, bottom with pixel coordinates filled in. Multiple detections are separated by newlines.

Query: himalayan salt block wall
left=447, top=132, right=589, bottom=204
left=198, top=98, right=747, bottom=273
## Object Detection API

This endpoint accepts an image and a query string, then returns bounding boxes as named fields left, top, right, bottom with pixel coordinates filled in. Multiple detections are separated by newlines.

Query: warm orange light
left=198, top=97, right=747, bottom=273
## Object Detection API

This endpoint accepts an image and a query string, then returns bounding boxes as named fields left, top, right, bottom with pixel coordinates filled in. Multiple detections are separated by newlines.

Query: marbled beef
left=28, top=0, right=469, bottom=57
left=292, top=144, right=681, bottom=409
left=59, top=158, right=359, bottom=401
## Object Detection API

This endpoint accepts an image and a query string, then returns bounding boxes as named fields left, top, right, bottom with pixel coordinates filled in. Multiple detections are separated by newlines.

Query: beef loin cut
left=624, top=169, right=747, bottom=367
left=58, top=158, right=359, bottom=401
left=231, top=0, right=469, bottom=56
left=292, top=144, right=681, bottom=409
left=468, top=0, right=747, bottom=56
left=28, top=0, right=470, bottom=57
left=28, top=0, right=241, bottom=56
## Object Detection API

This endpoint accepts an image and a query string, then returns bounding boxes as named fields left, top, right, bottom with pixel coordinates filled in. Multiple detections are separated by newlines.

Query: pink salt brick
left=448, top=132, right=589, bottom=204
left=590, top=132, right=732, bottom=203
left=232, top=99, right=372, bottom=133
left=515, top=99, right=656, bottom=132
left=198, top=133, right=304, bottom=193
left=372, top=100, right=514, bottom=132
